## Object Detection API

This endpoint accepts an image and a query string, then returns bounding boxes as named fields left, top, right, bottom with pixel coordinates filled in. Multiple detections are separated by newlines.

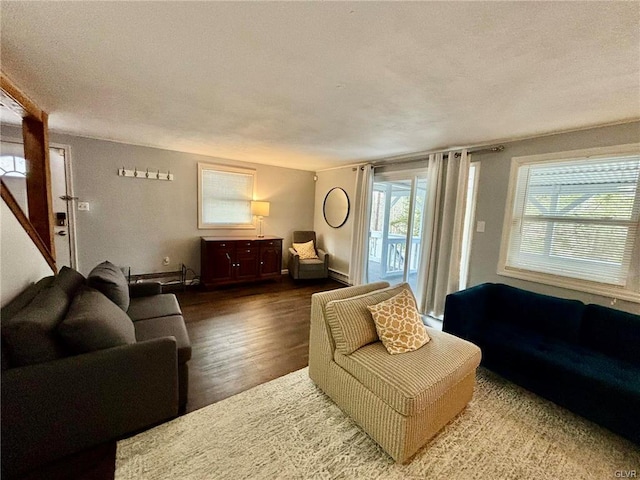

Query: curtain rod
left=371, top=144, right=505, bottom=168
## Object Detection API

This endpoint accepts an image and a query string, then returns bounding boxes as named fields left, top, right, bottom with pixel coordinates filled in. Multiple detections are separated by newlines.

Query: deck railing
left=369, top=231, right=420, bottom=277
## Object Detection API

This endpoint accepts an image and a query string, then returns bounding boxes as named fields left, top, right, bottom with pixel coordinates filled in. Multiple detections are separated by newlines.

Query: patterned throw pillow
left=367, top=289, right=430, bottom=354
left=293, top=240, right=319, bottom=260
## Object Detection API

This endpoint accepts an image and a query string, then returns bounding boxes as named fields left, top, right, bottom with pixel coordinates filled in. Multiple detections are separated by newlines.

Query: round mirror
left=323, top=187, right=350, bottom=228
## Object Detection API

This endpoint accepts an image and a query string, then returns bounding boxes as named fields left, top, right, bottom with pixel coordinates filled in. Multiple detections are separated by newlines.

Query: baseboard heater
left=328, top=269, right=350, bottom=285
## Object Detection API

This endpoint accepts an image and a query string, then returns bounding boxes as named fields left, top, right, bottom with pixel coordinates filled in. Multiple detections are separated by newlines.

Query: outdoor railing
left=369, top=232, right=420, bottom=277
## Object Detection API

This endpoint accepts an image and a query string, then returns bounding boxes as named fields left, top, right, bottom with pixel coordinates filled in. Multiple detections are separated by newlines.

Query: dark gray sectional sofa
left=443, top=283, right=640, bottom=445
left=1, top=261, right=191, bottom=478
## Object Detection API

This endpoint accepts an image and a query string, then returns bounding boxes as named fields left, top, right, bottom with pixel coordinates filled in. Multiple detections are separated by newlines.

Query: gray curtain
left=419, top=150, right=470, bottom=317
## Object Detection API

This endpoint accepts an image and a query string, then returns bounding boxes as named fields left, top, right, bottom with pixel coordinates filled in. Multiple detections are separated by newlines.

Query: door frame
left=50, top=142, right=78, bottom=270
left=1, top=136, right=78, bottom=269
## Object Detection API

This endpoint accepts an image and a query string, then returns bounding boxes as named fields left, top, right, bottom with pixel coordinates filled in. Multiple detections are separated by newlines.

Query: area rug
left=116, top=368, right=640, bottom=480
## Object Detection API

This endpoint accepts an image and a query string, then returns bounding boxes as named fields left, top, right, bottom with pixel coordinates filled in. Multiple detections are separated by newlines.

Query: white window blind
left=499, top=145, right=640, bottom=302
left=198, top=163, right=255, bottom=229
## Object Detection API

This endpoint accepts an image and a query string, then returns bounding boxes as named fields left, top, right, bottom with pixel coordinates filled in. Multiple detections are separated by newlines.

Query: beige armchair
left=288, top=231, right=329, bottom=280
left=309, top=282, right=481, bottom=463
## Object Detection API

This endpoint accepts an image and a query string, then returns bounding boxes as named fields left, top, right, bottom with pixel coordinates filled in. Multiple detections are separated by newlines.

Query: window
left=0, top=154, right=27, bottom=177
left=198, top=163, right=255, bottom=229
left=499, top=144, right=640, bottom=302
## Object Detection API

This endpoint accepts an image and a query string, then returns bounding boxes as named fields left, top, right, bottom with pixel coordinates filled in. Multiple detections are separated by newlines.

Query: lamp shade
left=251, top=201, right=270, bottom=217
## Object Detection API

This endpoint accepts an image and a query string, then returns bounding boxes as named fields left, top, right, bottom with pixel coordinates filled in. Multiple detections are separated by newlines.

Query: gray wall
left=313, top=166, right=359, bottom=276
left=470, top=121, right=640, bottom=314
left=1, top=125, right=316, bottom=276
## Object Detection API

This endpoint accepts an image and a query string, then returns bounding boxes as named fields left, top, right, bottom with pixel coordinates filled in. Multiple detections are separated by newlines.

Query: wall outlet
left=163, top=257, right=170, bottom=266
left=78, top=202, right=90, bottom=211
left=476, top=220, right=486, bottom=233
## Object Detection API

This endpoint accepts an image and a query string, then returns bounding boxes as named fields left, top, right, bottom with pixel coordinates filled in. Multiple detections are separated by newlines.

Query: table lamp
left=251, top=201, right=270, bottom=238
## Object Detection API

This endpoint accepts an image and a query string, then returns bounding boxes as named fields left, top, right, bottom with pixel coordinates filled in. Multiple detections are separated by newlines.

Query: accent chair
left=288, top=231, right=329, bottom=280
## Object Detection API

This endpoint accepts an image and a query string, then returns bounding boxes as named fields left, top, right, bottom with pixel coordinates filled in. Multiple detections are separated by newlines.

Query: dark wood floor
left=180, top=276, right=344, bottom=412
left=17, top=276, right=345, bottom=480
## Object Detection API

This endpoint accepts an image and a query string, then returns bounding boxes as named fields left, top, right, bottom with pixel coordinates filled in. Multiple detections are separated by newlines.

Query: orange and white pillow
left=367, top=289, right=430, bottom=354
left=293, top=240, right=318, bottom=260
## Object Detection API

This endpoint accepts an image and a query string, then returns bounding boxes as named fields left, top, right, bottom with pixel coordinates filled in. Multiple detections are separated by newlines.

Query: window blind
left=506, top=155, right=640, bottom=287
left=200, top=167, right=254, bottom=227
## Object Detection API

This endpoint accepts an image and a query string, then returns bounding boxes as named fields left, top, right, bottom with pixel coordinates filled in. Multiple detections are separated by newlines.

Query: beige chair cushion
left=325, top=283, right=412, bottom=355
left=334, top=328, right=481, bottom=416
left=367, top=289, right=430, bottom=354
left=292, top=240, right=318, bottom=260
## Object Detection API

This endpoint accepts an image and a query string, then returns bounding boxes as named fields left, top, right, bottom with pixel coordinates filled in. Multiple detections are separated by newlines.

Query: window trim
left=197, top=162, right=256, bottom=230
left=498, top=143, right=640, bottom=303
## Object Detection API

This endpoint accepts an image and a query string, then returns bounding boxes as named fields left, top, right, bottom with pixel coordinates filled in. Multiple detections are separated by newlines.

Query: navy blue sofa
left=443, top=283, right=640, bottom=444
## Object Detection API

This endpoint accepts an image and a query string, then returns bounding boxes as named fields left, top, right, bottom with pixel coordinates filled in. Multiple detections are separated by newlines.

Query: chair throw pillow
left=325, top=283, right=412, bottom=355
left=367, top=289, right=430, bottom=354
left=58, top=286, right=136, bottom=354
left=292, top=240, right=318, bottom=260
left=88, top=260, right=130, bottom=311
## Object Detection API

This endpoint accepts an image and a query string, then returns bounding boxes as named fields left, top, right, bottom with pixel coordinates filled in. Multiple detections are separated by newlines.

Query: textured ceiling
left=1, top=2, right=639, bottom=171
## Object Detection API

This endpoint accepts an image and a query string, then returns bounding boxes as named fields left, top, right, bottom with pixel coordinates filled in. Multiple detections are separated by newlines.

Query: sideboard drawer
left=262, top=239, right=282, bottom=248
left=201, top=236, right=283, bottom=288
left=210, top=241, right=234, bottom=249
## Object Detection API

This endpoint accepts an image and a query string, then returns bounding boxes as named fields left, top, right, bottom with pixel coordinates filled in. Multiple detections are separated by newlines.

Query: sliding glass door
left=367, top=171, right=428, bottom=292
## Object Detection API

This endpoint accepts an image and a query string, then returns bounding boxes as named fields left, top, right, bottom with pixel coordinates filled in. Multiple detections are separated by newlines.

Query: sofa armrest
left=442, top=283, right=493, bottom=341
left=129, top=281, right=162, bottom=298
left=1, top=337, right=178, bottom=478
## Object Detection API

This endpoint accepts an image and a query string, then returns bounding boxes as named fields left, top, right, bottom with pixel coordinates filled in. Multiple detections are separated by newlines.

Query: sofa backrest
left=1, top=267, right=86, bottom=370
left=310, top=282, right=389, bottom=352
left=325, top=283, right=414, bottom=355
left=308, top=281, right=390, bottom=387
left=581, top=304, right=640, bottom=366
left=491, top=284, right=585, bottom=343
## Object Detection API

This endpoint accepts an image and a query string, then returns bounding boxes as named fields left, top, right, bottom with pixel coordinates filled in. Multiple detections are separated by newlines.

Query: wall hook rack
left=118, top=167, right=174, bottom=181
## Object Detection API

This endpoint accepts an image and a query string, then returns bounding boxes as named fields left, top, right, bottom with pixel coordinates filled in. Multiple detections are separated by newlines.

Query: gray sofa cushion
left=134, top=315, right=192, bottom=363
left=1, top=285, right=70, bottom=367
left=88, top=261, right=130, bottom=311
left=0, top=276, right=55, bottom=322
left=127, top=294, right=182, bottom=322
left=53, top=266, right=86, bottom=299
left=58, top=287, right=136, bottom=354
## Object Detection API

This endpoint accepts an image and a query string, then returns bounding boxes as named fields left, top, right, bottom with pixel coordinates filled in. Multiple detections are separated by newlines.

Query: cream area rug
left=116, top=368, right=640, bottom=480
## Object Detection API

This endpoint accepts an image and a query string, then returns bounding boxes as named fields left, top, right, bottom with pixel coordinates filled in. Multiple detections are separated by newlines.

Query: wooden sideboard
left=200, top=236, right=283, bottom=288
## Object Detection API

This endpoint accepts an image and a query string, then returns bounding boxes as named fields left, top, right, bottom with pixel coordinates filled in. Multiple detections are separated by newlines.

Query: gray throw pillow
left=0, top=275, right=55, bottom=322
left=58, top=286, right=135, bottom=354
left=1, top=284, right=70, bottom=367
left=87, top=261, right=130, bottom=311
left=53, top=266, right=86, bottom=300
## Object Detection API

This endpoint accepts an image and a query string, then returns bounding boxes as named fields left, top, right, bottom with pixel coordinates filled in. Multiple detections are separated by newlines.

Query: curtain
left=419, top=149, right=470, bottom=317
left=349, top=164, right=374, bottom=285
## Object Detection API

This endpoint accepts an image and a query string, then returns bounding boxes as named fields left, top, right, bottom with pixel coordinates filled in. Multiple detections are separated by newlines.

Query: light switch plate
left=476, top=220, right=485, bottom=233
left=78, top=202, right=90, bottom=211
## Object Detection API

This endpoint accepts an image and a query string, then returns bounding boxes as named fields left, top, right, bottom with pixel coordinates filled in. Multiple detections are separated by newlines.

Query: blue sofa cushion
left=477, top=323, right=640, bottom=443
left=490, top=284, right=584, bottom=343
left=478, top=323, right=640, bottom=394
left=581, top=304, right=640, bottom=366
